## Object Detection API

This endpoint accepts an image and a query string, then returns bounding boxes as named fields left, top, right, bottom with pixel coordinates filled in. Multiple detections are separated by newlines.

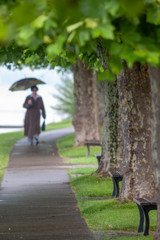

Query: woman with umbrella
left=23, top=85, right=46, bottom=145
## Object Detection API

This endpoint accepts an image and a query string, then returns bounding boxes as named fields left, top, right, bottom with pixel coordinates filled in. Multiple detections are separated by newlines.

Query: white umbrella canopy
left=9, top=78, right=46, bottom=91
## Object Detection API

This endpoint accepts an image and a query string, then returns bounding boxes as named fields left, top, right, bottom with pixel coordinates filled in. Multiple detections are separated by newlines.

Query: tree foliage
left=0, top=0, right=160, bottom=78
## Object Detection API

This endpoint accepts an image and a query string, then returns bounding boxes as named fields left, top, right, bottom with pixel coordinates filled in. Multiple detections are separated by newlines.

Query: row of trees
left=0, top=1, right=160, bottom=239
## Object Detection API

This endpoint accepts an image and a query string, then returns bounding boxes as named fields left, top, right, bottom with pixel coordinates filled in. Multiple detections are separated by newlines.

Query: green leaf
left=134, top=45, right=160, bottom=64
left=47, top=44, right=60, bottom=56
left=28, top=37, right=43, bottom=50
left=109, top=56, right=124, bottom=74
left=43, top=35, right=52, bottom=44
left=147, top=5, right=160, bottom=25
left=67, top=31, right=76, bottom=43
left=120, top=44, right=137, bottom=67
left=11, top=2, right=38, bottom=27
left=104, top=0, right=120, bottom=16
left=47, top=35, right=66, bottom=55
left=79, top=0, right=105, bottom=18
left=32, top=15, right=48, bottom=29
left=98, top=70, right=116, bottom=81
left=67, top=21, right=84, bottom=33
left=84, top=18, right=98, bottom=28
left=79, top=53, right=83, bottom=60
left=109, top=42, right=122, bottom=55
left=120, top=23, right=141, bottom=44
left=147, top=51, right=160, bottom=64
left=18, top=25, right=34, bottom=44
left=119, top=0, right=145, bottom=18
left=133, top=43, right=149, bottom=58
left=0, top=18, right=7, bottom=41
left=44, top=19, right=57, bottom=31
left=78, top=30, right=90, bottom=46
left=25, top=56, right=36, bottom=65
left=91, top=23, right=115, bottom=40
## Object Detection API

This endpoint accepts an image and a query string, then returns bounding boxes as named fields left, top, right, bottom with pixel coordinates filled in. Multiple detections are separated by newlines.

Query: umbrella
left=9, top=78, right=46, bottom=91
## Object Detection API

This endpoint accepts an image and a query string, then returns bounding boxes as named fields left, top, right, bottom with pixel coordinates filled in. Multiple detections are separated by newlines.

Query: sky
left=0, top=65, right=73, bottom=130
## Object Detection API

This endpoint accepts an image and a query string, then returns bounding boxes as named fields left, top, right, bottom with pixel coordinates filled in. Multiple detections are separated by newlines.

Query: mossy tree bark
left=72, top=59, right=101, bottom=146
left=117, top=62, right=155, bottom=199
left=97, top=79, right=119, bottom=173
left=149, top=66, right=160, bottom=240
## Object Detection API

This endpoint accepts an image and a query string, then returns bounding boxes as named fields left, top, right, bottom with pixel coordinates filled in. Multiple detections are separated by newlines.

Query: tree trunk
left=117, top=62, right=156, bottom=199
left=97, top=79, right=119, bottom=173
left=149, top=66, right=160, bottom=240
left=96, top=80, right=106, bottom=126
left=117, top=102, right=124, bottom=169
left=72, top=59, right=101, bottom=146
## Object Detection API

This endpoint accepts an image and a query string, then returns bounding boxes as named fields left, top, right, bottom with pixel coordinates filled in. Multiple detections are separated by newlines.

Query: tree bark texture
left=97, top=79, right=119, bottom=173
left=96, top=80, right=106, bottom=126
left=117, top=62, right=155, bottom=199
left=72, top=59, right=101, bottom=146
left=149, top=66, right=160, bottom=240
left=117, top=103, right=124, bottom=169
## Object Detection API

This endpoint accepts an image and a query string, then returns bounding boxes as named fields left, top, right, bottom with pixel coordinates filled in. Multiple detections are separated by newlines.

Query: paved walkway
left=0, top=127, right=94, bottom=240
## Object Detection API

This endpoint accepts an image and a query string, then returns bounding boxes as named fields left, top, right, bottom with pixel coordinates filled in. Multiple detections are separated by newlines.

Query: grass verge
left=57, top=134, right=156, bottom=240
left=57, top=133, right=101, bottom=164
left=46, top=119, right=72, bottom=131
left=0, top=131, right=24, bottom=182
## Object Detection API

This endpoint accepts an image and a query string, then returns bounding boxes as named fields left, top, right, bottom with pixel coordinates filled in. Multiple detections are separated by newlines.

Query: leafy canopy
left=0, top=0, right=160, bottom=79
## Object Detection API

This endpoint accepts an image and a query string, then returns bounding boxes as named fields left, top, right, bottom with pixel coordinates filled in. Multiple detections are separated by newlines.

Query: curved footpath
left=0, top=127, right=94, bottom=240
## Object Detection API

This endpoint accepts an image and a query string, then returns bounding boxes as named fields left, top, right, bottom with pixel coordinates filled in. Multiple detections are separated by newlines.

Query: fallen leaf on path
left=74, top=206, right=80, bottom=211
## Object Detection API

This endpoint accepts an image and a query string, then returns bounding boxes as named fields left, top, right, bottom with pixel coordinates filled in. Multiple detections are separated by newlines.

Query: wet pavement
left=0, top=127, right=94, bottom=240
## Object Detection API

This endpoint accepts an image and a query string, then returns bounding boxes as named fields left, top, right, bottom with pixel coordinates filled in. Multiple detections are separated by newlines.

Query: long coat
left=23, top=95, right=46, bottom=138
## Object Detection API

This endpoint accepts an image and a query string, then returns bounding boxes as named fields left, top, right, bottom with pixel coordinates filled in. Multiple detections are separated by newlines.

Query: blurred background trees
left=51, top=77, right=74, bottom=120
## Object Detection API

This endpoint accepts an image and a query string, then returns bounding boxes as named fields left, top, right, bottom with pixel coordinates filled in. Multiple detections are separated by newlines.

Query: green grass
left=57, top=134, right=156, bottom=240
left=57, top=134, right=101, bottom=164
left=106, top=237, right=154, bottom=240
left=0, top=131, right=24, bottom=182
left=68, top=167, right=112, bottom=199
left=46, top=119, right=72, bottom=131
left=68, top=167, right=156, bottom=240
left=80, top=199, right=156, bottom=231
